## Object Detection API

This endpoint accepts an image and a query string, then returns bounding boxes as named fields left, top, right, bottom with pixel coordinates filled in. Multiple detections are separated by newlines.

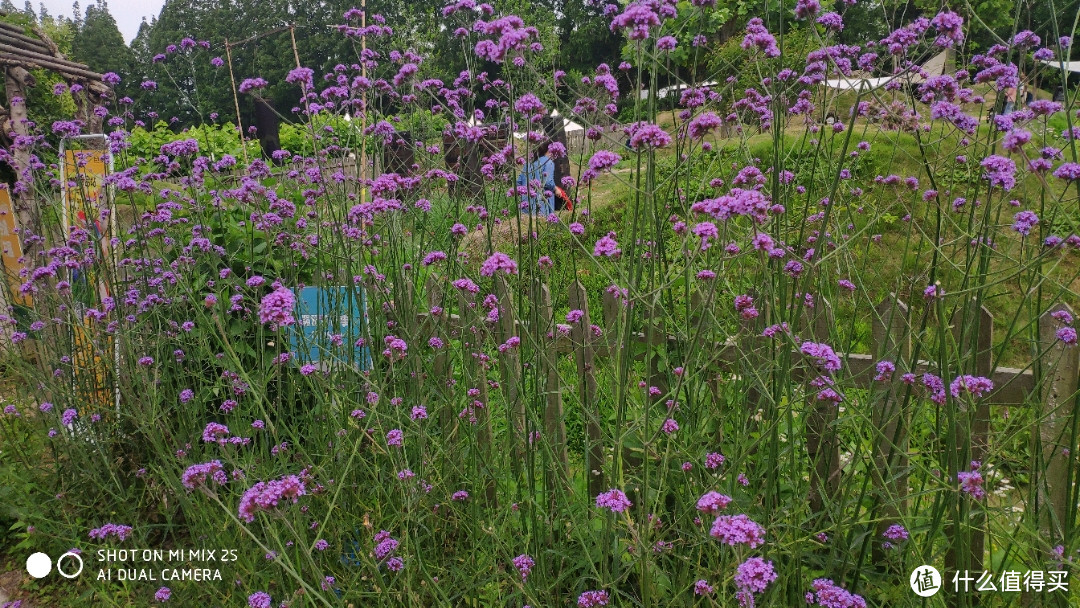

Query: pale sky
left=37, top=0, right=165, bottom=44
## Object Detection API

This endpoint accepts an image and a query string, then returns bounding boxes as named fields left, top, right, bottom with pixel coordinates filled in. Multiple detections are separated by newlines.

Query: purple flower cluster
left=692, top=188, right=772, bottom=224
left=958, top=468, right=986, bottom=499
left=930, top=102, right=978, bottom=135
left=583, top=150, right=621, bottom=183
left=593, top=232, right=621, bottom=257
left=1053, top=162, right=1080, bottom=181
left=373, top=530, right=403, bottom=571
left=980, top=155, right=1017, bottom=190
left=705, top=451, right=725, bottom=469
left=883, top=524, right=909, bottom=541
left=1057, top=327, right=1078, bottom=346
left=89, top=523, right=133, bottom=541
left=238, top=474, right=307, bottom=522
left=181, top=460, right=227, bottom=490
left=160, top=138, right=199, bottom=157
left=794, top=0, right=821, bottom=19
left=1012, top=210, right=1039, bottom=235
left=696, top=491, right=732, bottom=514
left=512, top=553, right=534, bottom=581
left=949, top=375, right=994, bottom=399
left=687, top=112, right=722, bottom=139
left=595, top=488, right=632, bottom=513
left=734, top=557, right=777, bottom=606
left=800, top=341, right=842, bottom=372
left=238, top=77, right=268, bottom=93
left=874, top=360, right=896, bottom=381
left=742, top=18, right=780, bottom=57
left=625, top=121, right=672, bottom=149
left=386, top=428, right=404, bottom=446
left=474, top=15, right=541, bottom=64
left=930, top=10, right=964, bottom=47
left=247, top=592, right=272, bottom=608
left=577, top=590, right=610, bottom=607
left=609, top=2, right=660, bottom=40
left=710, top=513, right=765, bottom=548
left=201, top=422, right=230, bottom=443
left=257, top=285, right=296, bottom=329
left=808, top=579, right=867, bottom=608
left=479, top=252, right=518, bottom=276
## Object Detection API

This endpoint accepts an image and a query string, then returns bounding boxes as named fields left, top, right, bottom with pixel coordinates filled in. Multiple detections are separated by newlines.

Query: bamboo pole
left=223, top=39, right=249, bottom=167
left=359, top=0, right=367, bottom=205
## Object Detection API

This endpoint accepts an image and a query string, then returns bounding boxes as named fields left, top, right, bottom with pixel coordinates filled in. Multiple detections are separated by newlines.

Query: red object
left=555, top=186, right=573, bottom=212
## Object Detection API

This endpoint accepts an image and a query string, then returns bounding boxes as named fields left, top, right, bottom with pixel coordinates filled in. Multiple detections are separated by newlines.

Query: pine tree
left=72, top=2, right=134, bottom=78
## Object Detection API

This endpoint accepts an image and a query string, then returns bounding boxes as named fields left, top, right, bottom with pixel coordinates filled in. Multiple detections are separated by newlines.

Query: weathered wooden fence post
left=601, top=287, right=620, bottom=357
left=1037, top=304, right=1079, bottom=543
left=535, top=279, right=570, bottom=485
left=495, top=275, right=526, bottom=465
left=870, top=294, right=911, bottom=566
left=570, top=280, right=604, bottom=499
left=947, top=304, right=993, bottom=573
left=457, top=288, right=496, bottom=506
left=804, top=299, right=839, bottom=517
left=424, top=274, right=454, bottom=436
left=690, top=288, right=723, bottom=445
left=644, top=297, right=669, bottom=409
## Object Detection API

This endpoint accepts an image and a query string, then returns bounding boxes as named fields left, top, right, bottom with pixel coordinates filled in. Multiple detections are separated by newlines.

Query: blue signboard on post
left=290, top=286, right=371, bottom=370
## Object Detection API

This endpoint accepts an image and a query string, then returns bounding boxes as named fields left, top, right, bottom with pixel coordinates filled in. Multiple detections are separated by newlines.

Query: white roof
left=920, top=49, right=953, bottom=78
left=562, top=118, right=584, bottom=132
left=824, top=50, right=955, bottom=90
left=824, top=76, right=895, bottom=91
left=640, top=81, right=719, bottom=100
left=1040, top=59, right=1080, bottom=73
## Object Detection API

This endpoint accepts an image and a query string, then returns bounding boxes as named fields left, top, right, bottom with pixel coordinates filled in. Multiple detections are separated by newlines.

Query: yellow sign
left=73, top=315, right=113, bottom=412
left=0, top=188, right=28, bottom=305
left=63, top=149, right=108, bottom=240
left=63, top=148, right=115, bottom=411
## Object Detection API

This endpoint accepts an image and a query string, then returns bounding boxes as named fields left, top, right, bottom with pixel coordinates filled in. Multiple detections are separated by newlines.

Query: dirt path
left=0, top=568, right=34, bottom=607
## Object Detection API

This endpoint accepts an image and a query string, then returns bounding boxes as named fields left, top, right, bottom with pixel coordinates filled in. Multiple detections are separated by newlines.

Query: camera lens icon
left=57, top=551, right=84, bottom=579
left=25, top=551, right=83, bottom=579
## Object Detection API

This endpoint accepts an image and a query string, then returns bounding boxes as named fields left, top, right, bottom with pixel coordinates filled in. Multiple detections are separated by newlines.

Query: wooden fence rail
left=407, top=279, right=1077, bottom=570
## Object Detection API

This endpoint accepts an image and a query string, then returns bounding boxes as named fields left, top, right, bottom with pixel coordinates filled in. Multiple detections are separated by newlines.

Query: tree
left=71, top=2, right=134, bottom=79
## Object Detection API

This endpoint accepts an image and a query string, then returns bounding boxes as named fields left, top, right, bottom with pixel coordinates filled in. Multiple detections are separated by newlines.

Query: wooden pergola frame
left=0, top=16, right=111, bottom=236
left=0, top=15, right=111, bottom=350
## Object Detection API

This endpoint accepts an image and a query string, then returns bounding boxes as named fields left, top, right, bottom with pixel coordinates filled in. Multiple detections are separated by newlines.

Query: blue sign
left=290, top=286, right=371, bottom=370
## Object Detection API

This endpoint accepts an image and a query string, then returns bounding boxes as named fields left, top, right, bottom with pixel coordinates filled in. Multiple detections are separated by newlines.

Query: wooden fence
left=401, top=275, right=1077, bottom=573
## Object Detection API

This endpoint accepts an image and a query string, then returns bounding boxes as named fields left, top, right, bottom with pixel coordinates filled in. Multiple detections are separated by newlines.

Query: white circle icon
left=26, top=552, right=52, bottom=578
left=57, top=551, right=84, bottom=579
left=910, top=565, right=942, bottom=597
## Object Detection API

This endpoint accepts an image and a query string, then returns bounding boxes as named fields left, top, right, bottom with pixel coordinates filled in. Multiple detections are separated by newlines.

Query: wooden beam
left=0, top=31, right=52, bottom=56
left=0, top=42, right=103, bottom=81
left=3, top=66, right=38, bottom=258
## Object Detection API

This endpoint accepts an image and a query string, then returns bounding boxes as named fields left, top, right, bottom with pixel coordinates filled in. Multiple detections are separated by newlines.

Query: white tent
left=551, top=109, right=584, bottom=132
left=919, top=49, right=954, bottom=79
left=1039, top=59, right=1080, bottom=73
left=639, top=81, right=719, bottom=100
left=824, top=75, right=895, bottom=91
left=823, top=49, right=955, bottom=91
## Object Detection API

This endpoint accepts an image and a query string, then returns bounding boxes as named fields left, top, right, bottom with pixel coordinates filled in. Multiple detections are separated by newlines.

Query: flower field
left=1, top=1, right=1080, bottom=607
